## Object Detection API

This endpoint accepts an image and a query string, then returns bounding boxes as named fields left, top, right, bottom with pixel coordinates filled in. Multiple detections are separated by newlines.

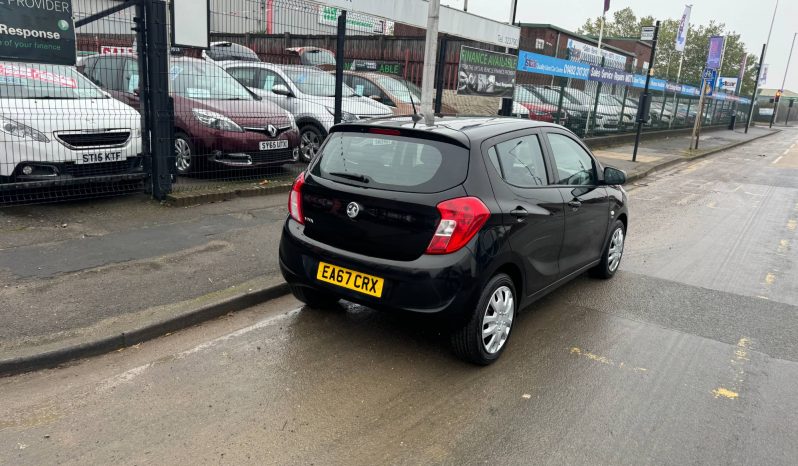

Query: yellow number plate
left=316, top=262, right=384, bottom=298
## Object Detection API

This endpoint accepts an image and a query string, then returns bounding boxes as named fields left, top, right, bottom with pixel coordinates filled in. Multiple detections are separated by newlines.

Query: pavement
left=0, top=125, right=780, bottom=374
left=0, top=126, right=796, bottom=464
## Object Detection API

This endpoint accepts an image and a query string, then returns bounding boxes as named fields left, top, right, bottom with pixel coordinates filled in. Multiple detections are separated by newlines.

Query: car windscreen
left=375, top=75, right=419, bottom=103
left=312, top=131, right=469, bottom=193
left=284, top=69, right=355, bottom=97
left=0, top=62, right=106, bottom=99
left=301, top=49, right=336, bottom=66
left=207, top=43, right=260, bottom=62
left=170, top=60, right=254, bottom=100
left=514, top=86, right=545, bottom=104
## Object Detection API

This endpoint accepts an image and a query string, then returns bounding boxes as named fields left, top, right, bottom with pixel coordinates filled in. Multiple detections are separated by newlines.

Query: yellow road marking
left=765, top=273, right=776, bottom=285
left=778, top=239, right=790, bottom=253
left=788, top=219, right=797, bottom=231
left=569, top=347, right=647, bottom=373
left=712, top=388, right=739, bottom=399
left=707, top=200, right=717, bottom=209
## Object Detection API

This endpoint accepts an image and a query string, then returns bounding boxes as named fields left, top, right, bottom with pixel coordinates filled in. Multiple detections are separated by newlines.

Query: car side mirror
left=133, top=88, right=140, bottom=97
left=603, top=166, right=627, bottom=185
left=272, top=84, right=292, bottom=97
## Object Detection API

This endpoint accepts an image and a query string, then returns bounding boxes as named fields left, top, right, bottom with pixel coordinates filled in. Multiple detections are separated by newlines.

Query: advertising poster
left=0, top=0, right=76, bottom=65
left=706, top=36, right=725, bottom=70
left=457, top=46, right=516, bottom=97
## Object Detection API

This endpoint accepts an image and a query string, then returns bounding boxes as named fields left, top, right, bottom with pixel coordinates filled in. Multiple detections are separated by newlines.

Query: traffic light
left=775, top=89, right=783, bottom=102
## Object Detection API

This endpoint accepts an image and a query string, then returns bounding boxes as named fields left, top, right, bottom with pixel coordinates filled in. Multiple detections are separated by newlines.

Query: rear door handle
left=510, top=207, right=529, bottom=221
left=568, top=200, right=582, bottom=209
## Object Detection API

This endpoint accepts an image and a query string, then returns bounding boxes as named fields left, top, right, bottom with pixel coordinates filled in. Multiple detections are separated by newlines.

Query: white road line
left=773, top=155, right=784, bottom=164
left=783, top=149, right=790, bottom=155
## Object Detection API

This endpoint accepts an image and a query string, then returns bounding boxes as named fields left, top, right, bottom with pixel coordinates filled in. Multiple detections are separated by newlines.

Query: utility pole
left=746, top=44, right=767, bottom=134
left=421, top=0, right=441, bottom=126
left=771, top=32, right=796, bottom=128
left=632, top=21, right=659, bottom=162
left=747, top=0, right=779, bottom=132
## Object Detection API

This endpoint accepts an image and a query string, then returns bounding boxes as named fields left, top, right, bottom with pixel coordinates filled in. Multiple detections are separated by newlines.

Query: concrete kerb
left=0, top=282, right=290, bottom=377
left=0, top=127, right=780, bottom=377
left=624, top=128, right=781, bottom=184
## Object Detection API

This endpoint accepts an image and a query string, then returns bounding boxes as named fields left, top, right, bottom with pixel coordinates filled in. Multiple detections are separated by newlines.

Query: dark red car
left=79, top=54, right=300, bottom=175
left=514, top=85, right=568, bottom=124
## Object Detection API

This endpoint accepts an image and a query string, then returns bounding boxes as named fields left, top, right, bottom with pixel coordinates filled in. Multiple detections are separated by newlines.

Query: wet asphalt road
left=1, top=127, right=797, bottom=465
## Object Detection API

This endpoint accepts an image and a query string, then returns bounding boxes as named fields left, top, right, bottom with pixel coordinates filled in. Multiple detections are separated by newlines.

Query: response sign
left=0, top=0, right=76, bottom=65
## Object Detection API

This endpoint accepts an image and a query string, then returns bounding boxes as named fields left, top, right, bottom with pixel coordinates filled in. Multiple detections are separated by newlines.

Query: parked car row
left=0, top=61, right=143, bottom=185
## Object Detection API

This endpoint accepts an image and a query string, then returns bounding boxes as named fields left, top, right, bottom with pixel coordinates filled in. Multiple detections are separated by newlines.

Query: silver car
left=219, top=62, right=393, bottom=162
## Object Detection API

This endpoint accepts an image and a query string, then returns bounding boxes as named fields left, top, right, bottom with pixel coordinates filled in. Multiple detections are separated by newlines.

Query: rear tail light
left=425, top=197, right=490, bottom=255
left=369, top=128, right=401, bottom=136
left=289, top=172, right=305, bottom=224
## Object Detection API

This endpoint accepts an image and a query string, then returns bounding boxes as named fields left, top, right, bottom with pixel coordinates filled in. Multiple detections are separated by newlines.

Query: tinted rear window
left=312, top=131, right=468, bottom=193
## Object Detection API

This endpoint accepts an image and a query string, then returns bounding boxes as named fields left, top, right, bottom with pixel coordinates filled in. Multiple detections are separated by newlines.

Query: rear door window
left=488, top=134, right=548, bottom=187
left=312, top=131, right=468, bottom=193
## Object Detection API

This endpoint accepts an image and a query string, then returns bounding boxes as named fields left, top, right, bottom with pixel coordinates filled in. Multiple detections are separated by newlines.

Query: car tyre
left=299, top=124, right=325, bottom=163
left=591, top=219, right=625, bottom=279
left=290, top=284, right=340, bottom=309
left=451, top=273, right=516, bottom=365
left=174, top=132, right=200, bottom=176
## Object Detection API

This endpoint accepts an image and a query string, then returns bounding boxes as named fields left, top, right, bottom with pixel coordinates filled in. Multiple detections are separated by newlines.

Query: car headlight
left=192, top=109, right=243, bottom=132
left=325, top=107, right=357, bottom=122
left=0, top=116, right=50, bottom=143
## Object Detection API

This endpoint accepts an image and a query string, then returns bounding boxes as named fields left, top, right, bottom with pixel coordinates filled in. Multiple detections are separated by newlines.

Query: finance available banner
left=457, top=46, right=517, bottom=97
left=0, top=0, right=76, bottom=65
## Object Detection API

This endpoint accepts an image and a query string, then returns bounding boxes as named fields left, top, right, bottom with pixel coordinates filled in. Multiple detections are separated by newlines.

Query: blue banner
left=588, top=65, right=634, bottom=85
left=517, top=51, right=590, bottom=80
left=516, top=49, right=734, bottom=100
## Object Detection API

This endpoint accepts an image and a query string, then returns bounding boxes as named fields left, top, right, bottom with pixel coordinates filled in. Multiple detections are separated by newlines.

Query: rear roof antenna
left=404, top=78, right=422, bottom=125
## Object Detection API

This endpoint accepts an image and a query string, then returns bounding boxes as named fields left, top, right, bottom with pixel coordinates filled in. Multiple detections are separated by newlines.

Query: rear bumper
left=279, top=219, right=479, bottom=316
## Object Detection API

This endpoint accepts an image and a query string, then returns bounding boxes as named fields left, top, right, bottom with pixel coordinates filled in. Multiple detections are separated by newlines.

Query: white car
left=218, top=62, right=393, bottom=162
left=0, top=62, right=142, bottom=184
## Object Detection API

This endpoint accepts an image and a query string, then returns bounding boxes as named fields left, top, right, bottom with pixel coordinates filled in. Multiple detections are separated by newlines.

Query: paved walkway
left=593, top=126, right=775, bottom=182
left=0, top=125, right=779, bottom=372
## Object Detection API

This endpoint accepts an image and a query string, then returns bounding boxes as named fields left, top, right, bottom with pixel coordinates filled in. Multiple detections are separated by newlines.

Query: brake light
left=289, top=172, right=305, bottom=224
left=369, top=128, right=401, bottom=136
left=425, top=197, right=490, bottom=255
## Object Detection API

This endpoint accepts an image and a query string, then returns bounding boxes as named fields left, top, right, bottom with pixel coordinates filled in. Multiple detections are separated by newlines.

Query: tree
left=578, top=8, right=760, bottom=96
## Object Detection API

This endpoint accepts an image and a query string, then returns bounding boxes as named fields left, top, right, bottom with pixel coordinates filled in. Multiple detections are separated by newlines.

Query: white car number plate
left=259, top=140, right=289, bottom=151
left=77, top=152, right=126, bottom=164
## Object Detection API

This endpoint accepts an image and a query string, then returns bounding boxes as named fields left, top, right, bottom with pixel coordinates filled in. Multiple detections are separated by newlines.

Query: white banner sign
left=675, top=4, right=691, bottom=52
left=318, top=6, right=386, bottom=33
left=759, top=64, right=769, bottom=85
left=716, top=76, right=738, bottom=92
left=313, top=0, right=520, bottom=48
left=566, top=38, right=627, bottom=70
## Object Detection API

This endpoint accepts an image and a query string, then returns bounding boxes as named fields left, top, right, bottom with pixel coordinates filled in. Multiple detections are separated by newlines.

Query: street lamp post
left=772, top=32, right=796, bottom=127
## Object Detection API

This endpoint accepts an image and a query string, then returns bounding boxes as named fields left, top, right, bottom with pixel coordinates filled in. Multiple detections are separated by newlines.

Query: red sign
left=0, top=64, right=77, bottom=88
left=101, top=45, right=135, bottom=55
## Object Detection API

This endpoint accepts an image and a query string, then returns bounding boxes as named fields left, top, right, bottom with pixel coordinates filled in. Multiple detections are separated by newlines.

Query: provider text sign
left=0, top=0, right=76, bottom=65
left=457, top=46, right=516, bottom=97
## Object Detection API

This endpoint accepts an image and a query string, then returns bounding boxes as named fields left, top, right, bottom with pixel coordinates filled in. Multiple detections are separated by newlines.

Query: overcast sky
left=441, top=0, right=797, bottom=91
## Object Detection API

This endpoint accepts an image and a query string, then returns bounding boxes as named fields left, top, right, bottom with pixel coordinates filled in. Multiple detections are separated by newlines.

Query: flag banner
left=604, top=0, right=611, bottom=13
left=675, top=5, right=691, bottom=52
left=706, top=36, right=725, bottom=70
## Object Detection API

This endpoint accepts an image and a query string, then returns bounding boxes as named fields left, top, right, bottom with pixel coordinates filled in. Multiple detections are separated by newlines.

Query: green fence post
left=618, top=86, right=628, bottom=132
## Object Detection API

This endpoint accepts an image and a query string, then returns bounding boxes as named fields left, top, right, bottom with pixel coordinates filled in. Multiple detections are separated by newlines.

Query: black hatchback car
left=279, top=117, right=628, bottom=364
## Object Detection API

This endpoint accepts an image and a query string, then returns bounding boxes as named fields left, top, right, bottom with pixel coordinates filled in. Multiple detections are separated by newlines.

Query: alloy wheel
left=482, top=285, right=514, bottom=354
left=608, top=228, right=625, bottom=272
left=175, top=138, right=192, bottom=173
left=301, top=130, right=321, bottom=162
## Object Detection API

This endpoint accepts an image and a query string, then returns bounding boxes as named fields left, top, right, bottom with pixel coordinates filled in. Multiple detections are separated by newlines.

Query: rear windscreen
left=312, top=131, right=469, bottom=193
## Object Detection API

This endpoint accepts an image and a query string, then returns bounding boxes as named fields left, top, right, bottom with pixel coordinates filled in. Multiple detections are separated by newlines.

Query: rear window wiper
left=328, top=171, right=370, bottom=183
